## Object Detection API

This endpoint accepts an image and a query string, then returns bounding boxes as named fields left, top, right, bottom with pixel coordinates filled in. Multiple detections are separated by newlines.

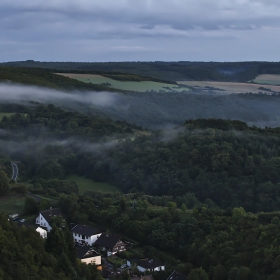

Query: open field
left=0, top=195, right=25, bottom=214
left=57, top=73, right=190, bottom=93
left=66, top=174, right=120, bottom=194
left=177, top=81, right=280, bottom=94
left=253, top=74, right=280, bottom=85
left=0, top=113, right=16, bottom=120
left=0, top=113, right=28, bottom=121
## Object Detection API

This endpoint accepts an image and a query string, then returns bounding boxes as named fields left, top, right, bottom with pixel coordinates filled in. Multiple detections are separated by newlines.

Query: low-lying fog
left=1, top=83, right=280, bottom=128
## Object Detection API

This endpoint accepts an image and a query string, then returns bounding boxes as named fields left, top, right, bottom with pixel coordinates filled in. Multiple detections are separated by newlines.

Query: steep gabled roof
left=137, top=258, right=164, bottom=269
left=167, top=270, right=188, bottom=280
left=74, top=244, right=100, bottom=259
left=94, top=233, right=122, bottom=249
left=40, top=208, right=65, bottom=223
left=71, top=224, right=101, bottom=236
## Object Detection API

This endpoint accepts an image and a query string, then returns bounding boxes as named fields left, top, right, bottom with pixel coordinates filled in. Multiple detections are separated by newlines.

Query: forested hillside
left=0, top=104, right=280, bottom=212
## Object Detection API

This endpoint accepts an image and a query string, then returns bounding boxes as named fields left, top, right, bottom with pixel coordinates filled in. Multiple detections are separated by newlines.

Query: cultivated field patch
left=56, top=73, right=189, bottom=93
left=253, top=74, right=280, bottom=85
left=66, top=174, right=120, bottom=194
left=177, top=81, right=280, bottom=94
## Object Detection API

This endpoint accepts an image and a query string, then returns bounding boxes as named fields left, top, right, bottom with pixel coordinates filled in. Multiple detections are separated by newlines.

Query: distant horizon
left=4, top=60, right=280, bottom=63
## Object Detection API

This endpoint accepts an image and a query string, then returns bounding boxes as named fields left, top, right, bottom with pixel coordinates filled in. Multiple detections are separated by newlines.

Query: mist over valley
left=1, top=83, right=280, bottom=130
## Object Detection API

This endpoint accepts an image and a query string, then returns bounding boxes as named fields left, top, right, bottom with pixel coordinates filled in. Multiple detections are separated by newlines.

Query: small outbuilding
left=36, top=226, right=47, bottom=239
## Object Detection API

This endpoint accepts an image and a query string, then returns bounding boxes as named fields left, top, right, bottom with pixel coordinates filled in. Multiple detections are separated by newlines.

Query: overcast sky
left=1, top=0, right=280, bottom=62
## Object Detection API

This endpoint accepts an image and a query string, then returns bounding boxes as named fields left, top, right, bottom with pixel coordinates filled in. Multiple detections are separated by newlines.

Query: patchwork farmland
left=177, top=80, right=280, bottom=94
left=56, top=73, right=190, bottom=93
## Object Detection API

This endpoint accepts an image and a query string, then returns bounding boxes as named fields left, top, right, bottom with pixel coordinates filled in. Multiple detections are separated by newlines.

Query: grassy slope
left=57, top=73, right=189, bottom=93
left=253, top=74, right=280, bottom=85
left=0, top=195, right=25, bottom=214
left=66, top=174, right=120, bottom=194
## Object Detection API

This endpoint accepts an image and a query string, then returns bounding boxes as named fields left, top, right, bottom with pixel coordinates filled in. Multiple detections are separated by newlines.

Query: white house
left=75, top=244, right=101, bottom=267
left=127, top=258, right=165, bottom=273
left=36, top=226, right=47, bottom=239
left=35, top=207, right=65, bottom=232
left=71, top=224, right=102, bottom=246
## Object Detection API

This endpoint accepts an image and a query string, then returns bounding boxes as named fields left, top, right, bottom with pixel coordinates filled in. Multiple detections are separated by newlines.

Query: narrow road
left=11, top=162, right=18, bottom=181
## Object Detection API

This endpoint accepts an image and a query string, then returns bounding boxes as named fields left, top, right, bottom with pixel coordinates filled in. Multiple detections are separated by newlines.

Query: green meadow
left=0, top=195, right=25, bottom=214
left=57, top=73, right=189, bottom=93
left=253, top=74, right=280, bottom=85
left=0, top=113, right=16, bottom=120
left=66, top=174, right=120, bottom=194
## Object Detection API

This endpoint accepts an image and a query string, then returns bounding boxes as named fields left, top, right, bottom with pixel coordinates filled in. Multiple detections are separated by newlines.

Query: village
left=33, top=207, right=187, bottom=280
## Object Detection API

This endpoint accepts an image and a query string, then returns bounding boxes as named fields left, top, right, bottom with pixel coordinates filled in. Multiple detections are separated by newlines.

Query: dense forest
left=0, top=104, right=280, bottom=212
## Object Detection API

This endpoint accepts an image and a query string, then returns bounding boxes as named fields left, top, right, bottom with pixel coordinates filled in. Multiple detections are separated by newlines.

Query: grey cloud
left=0, top=84, right=118, bottom=107
left=0, top=137, right=121, bottom=159
left=1, top=0, right=280, bottom=61
left=1, top=0, right=280, bottom=35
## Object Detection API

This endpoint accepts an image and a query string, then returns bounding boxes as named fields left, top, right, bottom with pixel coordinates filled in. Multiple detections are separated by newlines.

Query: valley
left=1, top=64, right=280, bottom=279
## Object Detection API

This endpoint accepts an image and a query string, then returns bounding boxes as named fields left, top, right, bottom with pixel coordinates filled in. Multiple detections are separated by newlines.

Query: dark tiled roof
left=94, top=233, right=121, bottom=249
left=137, top=258, right=164, bottom=269
left=128, top=258, right=140, bottom=264
left=74, top=244, right=100, bottom=259
left=40, top=208, right=65, bottom=223
left=167, top=270, right=188, bottom=280
left=71, top=224, right=101, bottom=236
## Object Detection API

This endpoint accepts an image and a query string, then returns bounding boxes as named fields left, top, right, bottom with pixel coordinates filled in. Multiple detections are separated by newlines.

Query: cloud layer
left=1, top=0, right=280, bottom=61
